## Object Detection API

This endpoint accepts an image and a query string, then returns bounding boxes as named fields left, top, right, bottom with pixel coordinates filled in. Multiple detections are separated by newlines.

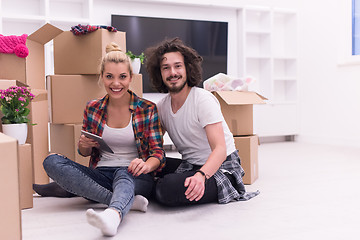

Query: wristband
left=195, top=170, right=209, bottom=182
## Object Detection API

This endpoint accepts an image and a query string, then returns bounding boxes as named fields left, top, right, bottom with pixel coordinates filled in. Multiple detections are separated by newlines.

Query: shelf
left=245, top=7, right=271, bottom=33
left=245, top=32, right=271, bottom=57
left=273, top=58, right=297, bottom=78
left=1, top=0, right=91, bottom=34
left=272, top=11, right=297, bottom=57
left=240, top=6, right=298, bottom=136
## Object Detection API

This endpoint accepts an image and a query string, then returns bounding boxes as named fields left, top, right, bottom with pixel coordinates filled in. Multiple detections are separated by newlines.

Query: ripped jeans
left=43, top=154, right=154, bottom=218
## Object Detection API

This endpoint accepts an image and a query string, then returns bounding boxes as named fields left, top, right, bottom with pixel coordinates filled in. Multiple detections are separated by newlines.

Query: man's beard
left=166, top=76, right=187, bottom=93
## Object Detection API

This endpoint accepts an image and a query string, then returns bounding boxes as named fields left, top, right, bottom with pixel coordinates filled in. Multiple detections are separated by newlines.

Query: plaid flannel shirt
left=176, top=150, right=260, bottom=204
left=81, top=90, right=165, bottom=169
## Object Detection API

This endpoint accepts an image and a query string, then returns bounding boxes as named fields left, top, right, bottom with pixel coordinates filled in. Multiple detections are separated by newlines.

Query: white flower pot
left=2, top=123, right=28, bottom=144
left=131, top=58, right=141, bottom=74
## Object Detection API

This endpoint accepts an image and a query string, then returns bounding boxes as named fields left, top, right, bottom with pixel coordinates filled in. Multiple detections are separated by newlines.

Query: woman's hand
left=78, top=134, right=99, bottom=156
left=184, top=172, right=206, bottom=202
left=128, top=158, right=151, bottom=176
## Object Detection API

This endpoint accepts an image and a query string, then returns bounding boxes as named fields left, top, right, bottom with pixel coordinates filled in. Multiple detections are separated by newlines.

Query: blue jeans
left=43, top=154, right=154, bottom=218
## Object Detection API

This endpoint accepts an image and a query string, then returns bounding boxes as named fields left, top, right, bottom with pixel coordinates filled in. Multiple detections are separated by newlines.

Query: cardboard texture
left=50, top=123, right=89, bottom=166
left=0, top=133, right=22, bottom=240
left=234, top=135, right=259, bottom=184
left=27, top=89, right=50, bottom=184
left=0, top=24, right=63, bottom=89
left=18, top=143, right=33, bottom=209
left=47, top=75, right=107, bottom=124
left=131, top=74, right=143, bottom=97
left=213, top=91, right=267, bottom=136
left=53, top=29, right=126, bottom=75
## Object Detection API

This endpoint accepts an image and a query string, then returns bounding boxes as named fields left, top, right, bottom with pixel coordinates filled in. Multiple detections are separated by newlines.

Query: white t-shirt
left=97, top=116, right=138, bottom=167
left=157, top=87, right=236, bottom=165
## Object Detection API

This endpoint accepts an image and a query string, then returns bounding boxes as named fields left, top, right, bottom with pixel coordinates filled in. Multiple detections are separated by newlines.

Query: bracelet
left=195, top=170, right=210, bottom=182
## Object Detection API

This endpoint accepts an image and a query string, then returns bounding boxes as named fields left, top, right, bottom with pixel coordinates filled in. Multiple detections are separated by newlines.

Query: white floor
left=21, top=142, right=360, bottom=240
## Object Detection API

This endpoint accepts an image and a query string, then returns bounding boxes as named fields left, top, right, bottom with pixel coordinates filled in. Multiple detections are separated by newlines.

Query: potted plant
left=126, top=50, right=145, bottom=74
left=0, top=86, right=35, bottom=144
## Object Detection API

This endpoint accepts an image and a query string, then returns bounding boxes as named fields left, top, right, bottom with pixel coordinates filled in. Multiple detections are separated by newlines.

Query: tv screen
left=111, top=15, right=228, bottom=93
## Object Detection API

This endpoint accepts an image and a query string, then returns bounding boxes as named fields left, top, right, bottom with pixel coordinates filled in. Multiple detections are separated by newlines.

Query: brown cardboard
left=53, top=29, right=126, bottom=75
left=0, top=79, right=28, bottom=88
left=0, top=24, right=63, bottom=89
left=0, top=133, right=22, bottom=240
left=27, top=89, right=50, bottom=184
left=213, top=91, right=267, bottom=136
left=50, top=123, right=89, bottom=166
left=131, top=74, right=143, bottom=97
left=47, top=75, right=107, bottom=124
left=18, top=143, right=33, bottom=209
left=47, top=74, right=142, bottom=124
left=234, top=135, right=259, bottom=184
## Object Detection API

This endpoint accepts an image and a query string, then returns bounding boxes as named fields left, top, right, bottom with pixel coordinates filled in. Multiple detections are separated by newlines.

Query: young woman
left=42, top=42, right=165, bottom=236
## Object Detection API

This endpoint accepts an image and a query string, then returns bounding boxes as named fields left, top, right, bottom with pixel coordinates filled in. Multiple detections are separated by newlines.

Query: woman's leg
left=86, top=168, right=135, bottom=237
left=155, top=171, right=218, bottom=207
left=43, top=154, right=113, bottom=205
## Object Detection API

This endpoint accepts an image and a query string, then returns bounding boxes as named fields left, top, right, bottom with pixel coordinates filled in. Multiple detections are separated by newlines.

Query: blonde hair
left=99, top=42, right=133, bottom=77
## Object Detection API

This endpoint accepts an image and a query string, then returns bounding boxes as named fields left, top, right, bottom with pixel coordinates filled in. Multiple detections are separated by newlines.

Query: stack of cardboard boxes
left=48, top=24, right=143, bottom=168
left=0, top=24, right=65, bottom=212
left=0, top=24, right=63, bottom=239
left=213, top=91, right=267, bottom=184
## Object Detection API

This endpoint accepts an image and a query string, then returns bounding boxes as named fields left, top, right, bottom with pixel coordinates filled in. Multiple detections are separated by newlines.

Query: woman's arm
left=129, top=103, right=165, bottom=176
left=184, top=121, right=227, bottom=202
left=128, top=156, right=160, bottom=176
left=78, top=134, right=99, bottom=157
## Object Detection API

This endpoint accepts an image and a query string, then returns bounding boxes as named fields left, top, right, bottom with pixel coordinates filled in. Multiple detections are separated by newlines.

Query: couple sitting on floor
left=33, top=38, right=259, bottom=237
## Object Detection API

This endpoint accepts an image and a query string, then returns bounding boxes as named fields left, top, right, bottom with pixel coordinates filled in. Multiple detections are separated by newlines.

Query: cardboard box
left=47, top=75, right=107, bottom=124
left=0, top=24, right=63, bottom=89
left=27, top=89, right=50, bottom=184
left=234, top=135, right=259, bottom=184
left=50, top=123, right=89, bottom=166
left=0, top=133, right=22, bottom=240
left=53, top=29, right=126, bottom=75
left=213, top=91, right=267, bottom=136
left=47, top=74, right=143, bottom=124
left=131, top=74, right=143, bottom=97
left=18, top=143, right=33, bottom=209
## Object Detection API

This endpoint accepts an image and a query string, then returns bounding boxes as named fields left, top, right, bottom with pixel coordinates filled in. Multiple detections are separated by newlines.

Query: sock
left=130, top=195, right=148, bottom=212
left=86, top=208, right=121, bottom=237
left=33, top=182, right=76, bottom=198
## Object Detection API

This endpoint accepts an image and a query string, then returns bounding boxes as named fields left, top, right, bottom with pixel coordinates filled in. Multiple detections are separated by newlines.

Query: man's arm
left=184, top=121, right=227, bottom=201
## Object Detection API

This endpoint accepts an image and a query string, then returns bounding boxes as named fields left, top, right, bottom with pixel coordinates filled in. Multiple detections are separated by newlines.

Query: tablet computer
left=81, top=130, right=114, bottom=153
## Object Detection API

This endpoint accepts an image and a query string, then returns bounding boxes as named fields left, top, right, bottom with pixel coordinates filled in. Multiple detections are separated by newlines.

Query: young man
left=145, top=38, right=259, bottom=206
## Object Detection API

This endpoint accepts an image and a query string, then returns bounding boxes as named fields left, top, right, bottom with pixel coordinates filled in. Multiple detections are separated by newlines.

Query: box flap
left=31, top=89, right=47, bottom=102
left=28, top=23, right=63, bottom=45
left=214, top=91, right=267, bottom=105
left=0, top=80, right=29, bottom=88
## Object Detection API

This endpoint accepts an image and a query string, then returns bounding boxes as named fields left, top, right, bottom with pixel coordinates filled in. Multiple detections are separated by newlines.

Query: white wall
left=92, top=0, right=360, bottom=147
left=296, top=0, right=360, bottom=147
left=2, top=0, right=359, bottom=147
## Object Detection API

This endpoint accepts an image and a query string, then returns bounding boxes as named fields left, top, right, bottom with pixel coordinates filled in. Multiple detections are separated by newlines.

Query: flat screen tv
left=111, top=15, right=228, bottom=93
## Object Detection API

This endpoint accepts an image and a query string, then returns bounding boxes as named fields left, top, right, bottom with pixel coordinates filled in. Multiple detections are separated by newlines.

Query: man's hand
left=184, top=172, right=206, bottom=202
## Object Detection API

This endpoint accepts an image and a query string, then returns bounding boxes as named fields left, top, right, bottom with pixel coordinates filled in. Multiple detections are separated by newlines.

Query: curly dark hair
left=144, top=38, right=203, bottom=93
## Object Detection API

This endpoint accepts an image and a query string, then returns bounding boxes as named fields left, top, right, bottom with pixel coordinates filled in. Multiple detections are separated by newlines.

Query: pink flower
left=18, top=97, right=26, bottom=102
